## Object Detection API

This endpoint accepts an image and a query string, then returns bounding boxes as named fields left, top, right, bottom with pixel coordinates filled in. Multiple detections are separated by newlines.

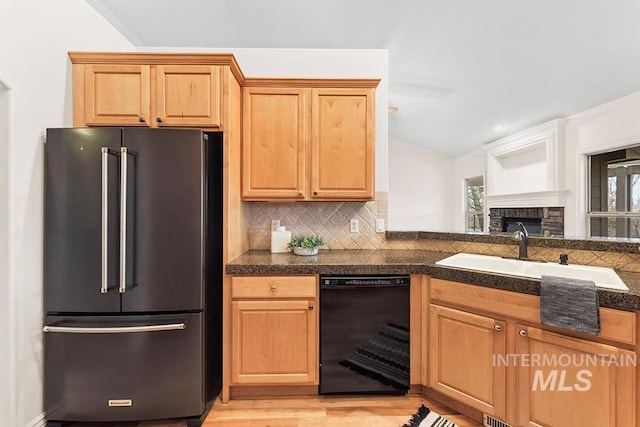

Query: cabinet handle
left=138, top=117, right=146, bottom=123
left=271, top=285, right=277, bottom=292
left=494, top=324, right=502, bottom=332
left=43, top=323, right=186, bottom=334
left=519, top=329, right=527, bottom=337
left=101, top=147, right=110, bottom=295
left=119, top=147, right=129, bottom=294
left=308, top=304, right=314, bottom=310
left=156, top=117, right=163, bottom=123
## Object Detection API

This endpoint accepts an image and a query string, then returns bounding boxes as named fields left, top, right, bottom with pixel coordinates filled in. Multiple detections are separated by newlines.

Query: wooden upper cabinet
left=310, top=88, right=375, bottom=200
left=242, top=87, right=308, bottom=199
left=70, top=53, right=241, bottom=129
left=83, top=64, right=151, bottom=126
left=155, top=65, right=221, bottom=127
left=241, top=81, right=378, bottom=201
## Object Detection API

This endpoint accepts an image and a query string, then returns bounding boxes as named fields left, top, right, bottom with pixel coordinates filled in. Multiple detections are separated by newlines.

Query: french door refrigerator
left=43, top=127, right=222, bottom=426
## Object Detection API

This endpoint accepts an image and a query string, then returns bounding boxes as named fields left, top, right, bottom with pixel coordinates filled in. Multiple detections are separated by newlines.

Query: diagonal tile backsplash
left=247, top=193, right=640, bottom=272
left=249, top=192, right=388, bottom=250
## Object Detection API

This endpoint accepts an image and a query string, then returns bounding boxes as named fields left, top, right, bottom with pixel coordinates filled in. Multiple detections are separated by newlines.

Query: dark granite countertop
left=227, top=249, right=640, bottom=311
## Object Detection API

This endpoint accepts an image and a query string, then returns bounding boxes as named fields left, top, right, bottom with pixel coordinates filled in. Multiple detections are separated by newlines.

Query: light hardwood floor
left=71, top=395, right=481, bottom=427
left=203, top=395, right=482, bottom=426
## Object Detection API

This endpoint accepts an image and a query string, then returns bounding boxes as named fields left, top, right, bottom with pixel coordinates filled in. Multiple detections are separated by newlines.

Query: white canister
left=271, top=226, right=291, bottom=253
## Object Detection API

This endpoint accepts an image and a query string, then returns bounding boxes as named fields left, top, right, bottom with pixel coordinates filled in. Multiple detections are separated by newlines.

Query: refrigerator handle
left=43, top=323, right=187, bottom=334
left=101, top=147, right=110, bottom=294
left=119, top=147, right=128, bottom=293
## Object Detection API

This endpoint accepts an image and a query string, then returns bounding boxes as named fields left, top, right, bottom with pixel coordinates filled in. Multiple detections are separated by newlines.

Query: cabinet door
left=231, top=299, right=317, bottom=384
left=310, top=88, right=375, bottom=200
left=155, top=65, right=221, bottom=127
left=84, top=64, right=151, bottom=126
left=428, top=304, right=506, bottom=418
left=242, top=87, right=308, bottom=199
left=516, top=325, right=636, bottom=427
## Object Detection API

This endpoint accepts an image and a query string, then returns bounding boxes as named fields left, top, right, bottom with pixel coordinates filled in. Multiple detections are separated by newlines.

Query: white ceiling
left=86, top=0, right=640, bottom=157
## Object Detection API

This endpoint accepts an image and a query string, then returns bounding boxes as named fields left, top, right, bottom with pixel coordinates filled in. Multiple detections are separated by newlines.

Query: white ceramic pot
left=293, top=246, right=319, bottom=256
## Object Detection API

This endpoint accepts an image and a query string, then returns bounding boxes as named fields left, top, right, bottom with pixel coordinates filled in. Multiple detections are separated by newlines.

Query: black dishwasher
left=319, top=275, right=410, bottom=395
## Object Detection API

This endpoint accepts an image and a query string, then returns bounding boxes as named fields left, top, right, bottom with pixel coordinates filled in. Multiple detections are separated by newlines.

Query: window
left=588, top=145, right=640, bottom=238
left=465, top=176, right=484, bottom=232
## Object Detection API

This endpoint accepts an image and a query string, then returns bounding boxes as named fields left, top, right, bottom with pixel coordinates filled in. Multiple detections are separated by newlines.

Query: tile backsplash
left=381, top=238, right=640, bottom=273
left=247, top=193, right=640, bottom=273
left=249, top=191, right=388, bottom=250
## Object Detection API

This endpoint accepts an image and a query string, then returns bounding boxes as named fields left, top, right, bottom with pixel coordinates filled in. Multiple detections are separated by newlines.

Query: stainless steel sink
left=435, top=253, right=628, bottom=291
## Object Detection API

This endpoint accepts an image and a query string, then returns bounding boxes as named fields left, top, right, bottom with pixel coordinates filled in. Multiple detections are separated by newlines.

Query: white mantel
left=484, top=119, right=567, bottom=208
left=484, top=190, right=569, bottom=208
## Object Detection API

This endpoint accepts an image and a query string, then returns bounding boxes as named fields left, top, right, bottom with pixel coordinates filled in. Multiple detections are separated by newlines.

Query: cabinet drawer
left=231, top=276, right=316, bottom=299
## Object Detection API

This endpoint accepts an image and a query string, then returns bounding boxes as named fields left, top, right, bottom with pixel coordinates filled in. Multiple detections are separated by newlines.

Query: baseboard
left=27, top=412, right=46, bottom=427
left=230, top=385, right=318, bottom=399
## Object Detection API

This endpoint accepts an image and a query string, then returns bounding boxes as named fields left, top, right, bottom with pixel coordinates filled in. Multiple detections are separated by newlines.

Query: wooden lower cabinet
left=428, top=304, right=506, bottom=419
left=224, top=273, right=638, bottom=427
left=516, top=325, right=636, bottom=427
left=427, top=278, right=638, bottom=427
left=230, top=276, right=318, bottom=386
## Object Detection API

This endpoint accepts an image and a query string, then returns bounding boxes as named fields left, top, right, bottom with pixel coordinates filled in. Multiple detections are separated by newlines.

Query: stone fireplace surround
left=489, top=207, right=564, bottom=237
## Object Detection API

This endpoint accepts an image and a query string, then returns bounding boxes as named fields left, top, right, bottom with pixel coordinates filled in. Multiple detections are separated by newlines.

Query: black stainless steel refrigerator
left=43, top=128, right=222, bottom=426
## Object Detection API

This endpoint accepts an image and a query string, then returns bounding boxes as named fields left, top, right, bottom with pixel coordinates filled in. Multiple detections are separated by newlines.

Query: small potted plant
left=288, top=235, right=325, bottom=256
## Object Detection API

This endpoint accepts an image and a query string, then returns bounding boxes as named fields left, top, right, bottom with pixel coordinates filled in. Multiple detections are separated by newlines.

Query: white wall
left=444, top=91, right=640, bottom=238
left=0, top=80, right=13, bottom=427
left=0, top=1, right=134, bottom=425
left=388, top=138, right=454, bottom=231
left=452, top=148, right=486, bottom=232
left=563, top=91, right=640, bottom=237
left=139, top=47, right=390, bottom=190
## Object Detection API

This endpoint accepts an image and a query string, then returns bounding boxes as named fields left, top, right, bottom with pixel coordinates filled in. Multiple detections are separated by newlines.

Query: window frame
left=464, top=175, right=485, bottom=233
left=587, top=146, right=640, bottom=238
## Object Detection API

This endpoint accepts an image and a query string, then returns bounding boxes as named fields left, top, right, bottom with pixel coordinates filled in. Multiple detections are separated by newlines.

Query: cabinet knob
left=494, top=324, right=502, bottom=332
left=313, top=191, right=318, bottom=196
left=271, top=285, right=277, bottom=292
left=519, top=329, right=527, bottom=337
left=156, top=117, right=163, bottom=123
left=308, top=304, right=314, bottom=310
left=139, top=117, right=146, bottom=123
left=298, top=191, right=304, bottom=197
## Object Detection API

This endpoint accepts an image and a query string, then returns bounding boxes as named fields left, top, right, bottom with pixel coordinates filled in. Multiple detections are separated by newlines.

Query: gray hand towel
left=540, top=275, right=600, bottom=335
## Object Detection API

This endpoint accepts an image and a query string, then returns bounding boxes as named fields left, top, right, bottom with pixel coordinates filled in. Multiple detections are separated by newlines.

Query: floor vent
left=483, top=414, right=512, bottom=427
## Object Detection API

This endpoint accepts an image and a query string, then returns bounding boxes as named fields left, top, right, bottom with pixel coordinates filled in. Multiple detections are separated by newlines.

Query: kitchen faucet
left=513, top=222, right=529, bottom=259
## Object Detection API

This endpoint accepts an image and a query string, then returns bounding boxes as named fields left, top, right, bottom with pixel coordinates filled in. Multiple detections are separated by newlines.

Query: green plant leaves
left=288, top=235, right=325, bottom=249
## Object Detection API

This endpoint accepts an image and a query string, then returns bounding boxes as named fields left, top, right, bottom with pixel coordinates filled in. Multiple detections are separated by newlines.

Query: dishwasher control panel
left=321, top=275, right=410, bottom=287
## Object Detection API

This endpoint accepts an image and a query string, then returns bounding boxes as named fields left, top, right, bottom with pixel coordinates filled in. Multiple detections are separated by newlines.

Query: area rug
left=339, top=323, right=409, bottom=390
left=402, top=404, right=458, bottom=427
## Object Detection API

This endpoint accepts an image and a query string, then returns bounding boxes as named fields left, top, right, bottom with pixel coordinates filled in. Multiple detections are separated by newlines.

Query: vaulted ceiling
left=87, top=0, right=640, bottom=157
